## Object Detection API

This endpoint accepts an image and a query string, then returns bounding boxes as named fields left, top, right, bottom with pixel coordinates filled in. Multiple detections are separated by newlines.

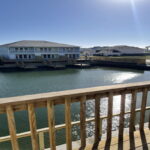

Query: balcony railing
left=0, top=81, right=150, bottom=150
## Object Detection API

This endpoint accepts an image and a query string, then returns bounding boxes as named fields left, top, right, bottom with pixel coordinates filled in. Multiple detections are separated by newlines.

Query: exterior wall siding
left=0, top=46, right=80, bottom=60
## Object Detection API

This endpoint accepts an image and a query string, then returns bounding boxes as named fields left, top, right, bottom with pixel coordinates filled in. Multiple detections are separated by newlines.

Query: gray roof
left=0, top=40, right=79, bottom=48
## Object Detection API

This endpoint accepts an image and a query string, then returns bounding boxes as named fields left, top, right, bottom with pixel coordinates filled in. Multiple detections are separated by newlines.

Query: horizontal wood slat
left=0, top=81, right=150, bottom=107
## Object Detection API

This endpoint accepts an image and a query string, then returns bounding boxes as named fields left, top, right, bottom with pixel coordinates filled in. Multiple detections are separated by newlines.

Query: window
left=76, top=54, right=79, bottom=58
left=19, top=55, right=22, bottom=59
left=24, top=55, right=27, bottom=59
left=43, top=54, right=47, bottom=59
left=69, top=54, right=72, bottom=58
left=112, top=50, right=120, bottom=53
left=16, top=55, right=19, bottom=59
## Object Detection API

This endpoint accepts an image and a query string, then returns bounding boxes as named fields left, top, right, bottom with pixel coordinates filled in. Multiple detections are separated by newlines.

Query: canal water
left=0, top=67, right=150, bottom=149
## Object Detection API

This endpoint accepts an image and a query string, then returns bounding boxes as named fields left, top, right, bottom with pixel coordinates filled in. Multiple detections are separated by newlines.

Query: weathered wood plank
left=140, top=88, right=148, bottom=130
left=94, top=95, right=101, bottom=143
left=149, top=111, right=150, bottom=129
left=106, top=92, right=113, bottom=142
left=6, top=105, right=19, bottom=150
left=92, top=95, right=101, bottom=150
left=80, top=96, right=86, bottom=149
left=28, top=103, right=39, bottom=150
left=65, top=97, right=72, bottom=150
left=47, top=100, right=56, bottom=150
left=118, top=93, right=125, bottom=144
left=118, top=93, right=126, bottom=150
left=129, top=90, right=137, bottom=133
left=39, top=132, right=44, bottom=150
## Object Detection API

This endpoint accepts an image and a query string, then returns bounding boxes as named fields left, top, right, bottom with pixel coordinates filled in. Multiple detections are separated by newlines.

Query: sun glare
left=113, top=0, right=141, bottom=3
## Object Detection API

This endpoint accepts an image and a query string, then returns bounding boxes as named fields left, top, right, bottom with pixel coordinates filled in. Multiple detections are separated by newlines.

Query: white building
left=0, top=40, right=80, bottom=60
left=96, top=46, right=146, bottom=56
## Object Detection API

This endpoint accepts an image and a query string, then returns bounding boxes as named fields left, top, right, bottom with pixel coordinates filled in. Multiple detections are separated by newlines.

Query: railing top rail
left=0, top=81, right=150, bottom=107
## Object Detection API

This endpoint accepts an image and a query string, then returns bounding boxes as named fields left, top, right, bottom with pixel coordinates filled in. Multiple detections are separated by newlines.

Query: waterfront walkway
left=53, top=124, right=150, bottom=150
left=75, top=128, right=150, bottom=150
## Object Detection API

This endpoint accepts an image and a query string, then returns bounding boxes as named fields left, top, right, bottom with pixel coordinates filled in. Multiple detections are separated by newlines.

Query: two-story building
left=0, top=40, right=80, bottom=60
left=95, top=45, right=146, bottom=56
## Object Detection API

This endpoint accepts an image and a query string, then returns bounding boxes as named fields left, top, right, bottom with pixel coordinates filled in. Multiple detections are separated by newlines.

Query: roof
left=96, top=45, right=145, bottom=51
left=0, top=40, right=79, bottom=48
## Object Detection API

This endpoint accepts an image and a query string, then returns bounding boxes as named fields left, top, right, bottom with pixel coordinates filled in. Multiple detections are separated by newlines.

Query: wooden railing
left=0, top=81, right=150, bottom=150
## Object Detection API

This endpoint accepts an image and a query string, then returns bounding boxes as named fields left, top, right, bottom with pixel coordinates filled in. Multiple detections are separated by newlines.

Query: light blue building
left=0, top=40, right=80, bottom=60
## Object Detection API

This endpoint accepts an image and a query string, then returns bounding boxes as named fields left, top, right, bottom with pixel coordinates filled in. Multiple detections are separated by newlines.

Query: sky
left=0, top=0, right=150, bottom=48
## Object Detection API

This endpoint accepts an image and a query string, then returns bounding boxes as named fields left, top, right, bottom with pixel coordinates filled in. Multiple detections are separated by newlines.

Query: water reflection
left=74, top=93, right=134, bottom=138
left=0, top=68, right=150, bottom=149
left=111, top=72, right=141, bottom=83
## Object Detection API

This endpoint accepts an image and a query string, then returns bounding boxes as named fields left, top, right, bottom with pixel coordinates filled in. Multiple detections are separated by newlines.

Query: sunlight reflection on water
left=111, top=72, right=140, bottom=83
left=73, top=94, right=133, bottom=138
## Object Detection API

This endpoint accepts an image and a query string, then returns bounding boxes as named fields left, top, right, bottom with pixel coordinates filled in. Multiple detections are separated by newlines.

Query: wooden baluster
left=99, top=118, right=102, bottom=137
left=80, top=96, right=86, bottom=149
left=47, top=100, right=56, bottom=150
left=140, top=88, right=148, bottom=131
left=6, top=105, right=19, bottom=150
left=39, top=132, right=44, bottom=150
left=118, top=93, right=125, bottom=150
left=118, top=93, right=125, bottom=143
left=149, top=111, right=150, bottom=129
left=28, top=103, right=39, bottom=150
left=106, top=92, right=113, bottom=144
left=92, top=95, right=101, bottom=150
left=65, top=97, right=72, bottom=150
left=129, top=90, right=137, bottom=133
left=94, top=95, right=101, bottom=143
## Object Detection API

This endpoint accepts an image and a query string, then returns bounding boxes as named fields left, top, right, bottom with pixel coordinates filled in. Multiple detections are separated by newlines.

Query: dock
left=0, top=56, right=150, bottom=70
